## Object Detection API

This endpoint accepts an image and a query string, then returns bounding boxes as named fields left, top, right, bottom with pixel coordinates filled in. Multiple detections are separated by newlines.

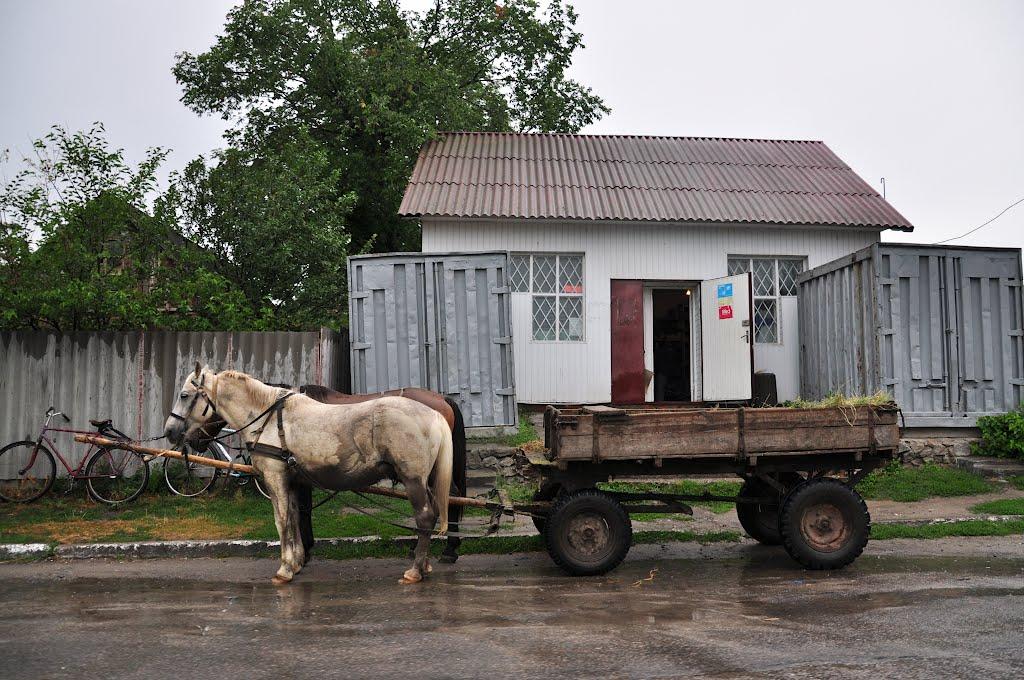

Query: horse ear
left=194, top=361, right=202, bottom=377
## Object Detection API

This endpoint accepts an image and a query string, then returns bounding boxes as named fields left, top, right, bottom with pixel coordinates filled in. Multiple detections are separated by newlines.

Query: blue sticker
left=717, top=283, right=733, bottom=298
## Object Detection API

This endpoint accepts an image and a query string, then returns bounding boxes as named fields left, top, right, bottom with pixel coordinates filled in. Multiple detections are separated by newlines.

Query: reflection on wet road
left=1, top=538, right=1022, bottom=679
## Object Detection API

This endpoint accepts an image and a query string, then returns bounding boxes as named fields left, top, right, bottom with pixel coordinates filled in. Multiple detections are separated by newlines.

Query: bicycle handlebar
left=44, top=407, right=71, bottom=423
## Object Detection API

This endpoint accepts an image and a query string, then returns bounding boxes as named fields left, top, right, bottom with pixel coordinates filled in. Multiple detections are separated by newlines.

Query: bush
left=973, top=405, right=1024, bottom=460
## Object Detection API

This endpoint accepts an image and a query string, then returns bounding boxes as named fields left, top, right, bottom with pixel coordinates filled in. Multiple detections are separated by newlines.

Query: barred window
left=511, top=253, right=585, bottom=342
left=726, top=256, right=804, bottom=345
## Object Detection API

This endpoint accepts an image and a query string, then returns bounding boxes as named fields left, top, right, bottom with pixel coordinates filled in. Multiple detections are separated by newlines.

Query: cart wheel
left=779, top=479, right=870, bottom=570
left=531, top=482, right=562, bottom=534
left=735, top=479, right=782, bottom=545
left=545, top=489, right=632, bottom=576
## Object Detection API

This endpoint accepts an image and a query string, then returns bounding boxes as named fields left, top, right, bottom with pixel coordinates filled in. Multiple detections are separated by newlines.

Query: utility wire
left=933, top=195, right=1024, bottom=244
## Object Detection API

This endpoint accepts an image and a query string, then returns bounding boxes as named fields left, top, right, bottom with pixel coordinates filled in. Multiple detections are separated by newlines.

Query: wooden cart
left=534, top=403, right=900, bottom=575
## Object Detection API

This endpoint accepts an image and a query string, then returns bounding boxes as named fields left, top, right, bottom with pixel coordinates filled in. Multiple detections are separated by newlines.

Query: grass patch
left=856, top=462, right=993, bottom=502
left=1009, top=476, right=1024, bottom=491
left=0, top=486, right=429, bottom=545
left=871, top=519, right=1024, bottom=540
left=600, top=479, right=742, bottom=515
left=784, top=390, right=894, bottom=409
left=970, top=498, right=1024, bottom=516
left=473, top=408, right=540, bottom=448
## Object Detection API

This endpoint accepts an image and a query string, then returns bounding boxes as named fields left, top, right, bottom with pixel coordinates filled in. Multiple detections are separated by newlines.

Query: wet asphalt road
left=1, top=537, right=1022, bottom=679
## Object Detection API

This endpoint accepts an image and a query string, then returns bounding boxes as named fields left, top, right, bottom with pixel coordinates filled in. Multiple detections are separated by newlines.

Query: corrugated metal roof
left=399, top=132, right=913, bottom=230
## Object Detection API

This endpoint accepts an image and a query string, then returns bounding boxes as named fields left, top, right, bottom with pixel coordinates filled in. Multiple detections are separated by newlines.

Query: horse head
left=164, top=362, right=226, bottom=451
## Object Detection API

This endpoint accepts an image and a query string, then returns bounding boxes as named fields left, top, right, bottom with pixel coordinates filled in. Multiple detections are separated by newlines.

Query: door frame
left=642, top=280, right=701, bottom=402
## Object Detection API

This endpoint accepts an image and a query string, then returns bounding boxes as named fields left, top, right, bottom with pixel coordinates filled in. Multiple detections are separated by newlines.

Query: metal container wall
left=348, top=251, right=516, bottom=427
left=798, top=244, right=1024, bottom=425
left=0, top=329, right=347, bottom=478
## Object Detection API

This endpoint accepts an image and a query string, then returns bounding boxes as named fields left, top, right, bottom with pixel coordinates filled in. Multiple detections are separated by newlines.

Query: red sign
left=718, top=305, right=733, bottom=320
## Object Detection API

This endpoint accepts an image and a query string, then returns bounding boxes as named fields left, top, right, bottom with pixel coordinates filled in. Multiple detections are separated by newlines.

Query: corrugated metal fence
left=799, top=244, right=1024, bottom=425
left=0, top=329, right=349, bottom=460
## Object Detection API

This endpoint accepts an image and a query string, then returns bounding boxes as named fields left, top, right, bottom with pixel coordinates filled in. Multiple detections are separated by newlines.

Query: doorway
left=651, top=289, right=691, bottom=401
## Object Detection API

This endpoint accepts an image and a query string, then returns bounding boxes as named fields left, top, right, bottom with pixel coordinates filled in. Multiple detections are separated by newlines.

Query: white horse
left=164, top=364, right=452, bottom=585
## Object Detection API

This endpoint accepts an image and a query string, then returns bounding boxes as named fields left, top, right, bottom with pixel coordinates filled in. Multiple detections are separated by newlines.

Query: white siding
left=422, top=219, right=881, bottom=403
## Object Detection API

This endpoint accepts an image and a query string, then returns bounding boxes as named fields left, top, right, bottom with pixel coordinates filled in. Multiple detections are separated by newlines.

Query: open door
left=700, top=273, right=753, bottom=402
left=610, top=279, right=646, bottom=403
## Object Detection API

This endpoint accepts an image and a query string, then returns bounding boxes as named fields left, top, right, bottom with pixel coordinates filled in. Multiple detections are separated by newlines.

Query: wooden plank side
left=548, top=407, right=898, bottom=462
left=742, top=407, right=897, bottom=429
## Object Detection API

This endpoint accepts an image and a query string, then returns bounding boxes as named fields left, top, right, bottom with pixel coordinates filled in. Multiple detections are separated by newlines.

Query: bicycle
left=162, top=428, right=270, bottom=499
left=0, top=408, right=150, bottom=505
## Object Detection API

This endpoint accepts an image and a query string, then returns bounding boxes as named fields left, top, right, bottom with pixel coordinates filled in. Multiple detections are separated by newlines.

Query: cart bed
left=544, top=403, right=899, bottom=463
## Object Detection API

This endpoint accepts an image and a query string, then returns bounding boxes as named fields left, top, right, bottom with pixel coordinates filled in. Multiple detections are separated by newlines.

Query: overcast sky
left=2, top=0, right=1021, bottom=249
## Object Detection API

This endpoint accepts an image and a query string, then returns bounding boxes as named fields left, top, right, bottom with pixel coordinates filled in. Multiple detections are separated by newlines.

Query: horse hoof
left=439, top=553, right=459, bottom=564
left=272, top=574, right=292, bottom=586
left=399, top=568, right=423, bottom=585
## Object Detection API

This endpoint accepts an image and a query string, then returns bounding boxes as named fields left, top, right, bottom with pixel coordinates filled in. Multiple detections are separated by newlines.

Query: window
left=509, top=253, right=584, bottom=341
left=726, top=256, right=805, bottom=344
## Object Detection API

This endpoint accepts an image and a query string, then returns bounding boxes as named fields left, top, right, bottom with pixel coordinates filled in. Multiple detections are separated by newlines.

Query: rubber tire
left=163, top=443, right=222, bottom=497
left=735, top=479, right=783, bottom=545
left=0, top=440, right=57, bottom=503
left=544, top=489, right=632, bottom=576
left=779, top=478, right=870, bottom=570
left=85, top=447, right=150, bottom=505
left=531, top=482, right=563, bottom=534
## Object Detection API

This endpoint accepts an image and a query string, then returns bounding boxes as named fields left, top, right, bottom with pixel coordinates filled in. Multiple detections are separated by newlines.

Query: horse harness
left=172, top=377, right=510, bottom=538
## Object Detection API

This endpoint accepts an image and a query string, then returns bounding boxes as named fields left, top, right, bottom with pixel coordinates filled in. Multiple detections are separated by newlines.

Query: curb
left=0, top=536, right=383, bottom=561
left=2, top=517, right=1022, bottom=562
left=874, top=515, right=1023, bottom=527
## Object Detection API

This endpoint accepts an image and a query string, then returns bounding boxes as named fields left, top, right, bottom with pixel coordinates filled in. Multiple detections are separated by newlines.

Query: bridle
left=167, top=373, right=223, bottom=441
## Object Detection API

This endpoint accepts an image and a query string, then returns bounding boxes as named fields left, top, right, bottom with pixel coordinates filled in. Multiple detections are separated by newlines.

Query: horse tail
left=432, top=414, right=453, bottom=535
left=443, top=396, right=467, bottom=523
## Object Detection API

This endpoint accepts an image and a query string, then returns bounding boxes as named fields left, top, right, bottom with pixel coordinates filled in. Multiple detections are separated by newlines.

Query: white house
left=400, top=132, right=913, bottom=404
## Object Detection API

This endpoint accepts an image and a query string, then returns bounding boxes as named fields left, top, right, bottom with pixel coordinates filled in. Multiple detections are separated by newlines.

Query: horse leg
left=440, top=397, right=466, bottom=564
left=262, top=470, right=305, bottom=584
left=296, top=484, right=314, bottom=564
left=400, top=479, right=437, bottom=585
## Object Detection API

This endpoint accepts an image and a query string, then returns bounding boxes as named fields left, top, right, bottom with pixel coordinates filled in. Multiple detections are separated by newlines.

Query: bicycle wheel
left=0, top=440, right=57, bottom=503
left=163, top=444, right=221, bottom=497
left=85, top=446, right=150, bottom=505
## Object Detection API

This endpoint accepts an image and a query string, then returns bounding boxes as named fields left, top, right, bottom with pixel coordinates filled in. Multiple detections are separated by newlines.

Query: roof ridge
left=419, top=155, right=853, bottom=171
left=405, top=211, right=906, bottom=228
left=405, top=181, right=882, bottom=198
left=434, top=131, right=827, bottom=145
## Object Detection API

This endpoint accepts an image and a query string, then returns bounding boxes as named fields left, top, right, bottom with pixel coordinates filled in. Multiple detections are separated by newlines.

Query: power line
left=933, top=195, right=1024, bottom=245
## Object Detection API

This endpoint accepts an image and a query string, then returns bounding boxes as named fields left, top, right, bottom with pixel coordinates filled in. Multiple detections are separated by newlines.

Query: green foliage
left=970, top=498, right=1024, bottom=516
left=0, top=124, right=249, bottom=331
left=857, top=461, right=993, bottom=502
left=1010, top=476, right=1024, bottom=491
left=870, top=519, right=1024, bottom=540
left=168, top=132, right=356, bottom=329
left=173, top=0, right=608, bottom=253
left=973, top=405, right=1024, bottom=460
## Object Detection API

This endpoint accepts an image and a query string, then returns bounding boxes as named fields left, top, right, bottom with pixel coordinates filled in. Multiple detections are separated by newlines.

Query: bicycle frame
left=26, top=413, right=132, bottom=480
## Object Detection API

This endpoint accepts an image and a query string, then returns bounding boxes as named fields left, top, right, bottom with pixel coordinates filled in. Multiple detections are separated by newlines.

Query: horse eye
left=180, top=392, right=189, bottom=400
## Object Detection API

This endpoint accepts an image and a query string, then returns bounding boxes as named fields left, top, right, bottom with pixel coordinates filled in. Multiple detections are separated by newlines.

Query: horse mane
left=215, top=370, right=280, bottom=410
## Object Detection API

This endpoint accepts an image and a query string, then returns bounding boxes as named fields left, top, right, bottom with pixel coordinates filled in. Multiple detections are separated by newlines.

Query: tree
left=0, top=124, right=248, bottom=331
left=168, top=132, right=356, bottom=329
left=173, top=0, right=608, bottom=253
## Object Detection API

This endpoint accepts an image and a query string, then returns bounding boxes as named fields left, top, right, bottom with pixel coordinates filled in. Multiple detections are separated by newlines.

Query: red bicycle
left=0, top=407, right=150, bottom=505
